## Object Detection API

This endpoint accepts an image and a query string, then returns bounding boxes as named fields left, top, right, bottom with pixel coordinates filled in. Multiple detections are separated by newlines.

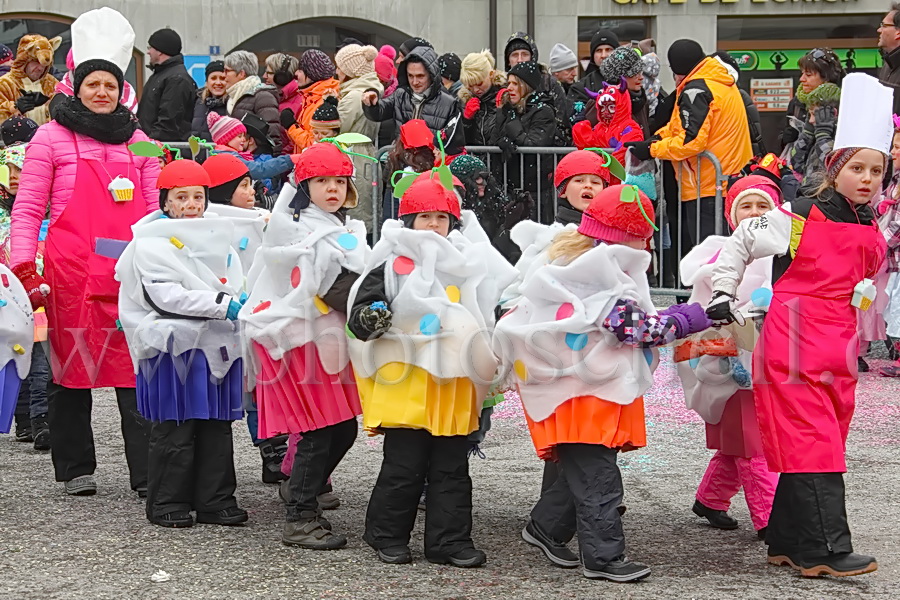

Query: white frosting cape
left=205, top=204, right=270, bottom=278
left=115, top=211, right=245, bottom=379
left=0, top=263, right=34, bottom=378
left=493, top=242, right=658, bottom=423
left=677, top=235, right=772, bottom=424
left=239, top=183, right=369, bottom=388
left=500, top=220, right=577, bottom=307
left=348, top=215, right=517, bottom=399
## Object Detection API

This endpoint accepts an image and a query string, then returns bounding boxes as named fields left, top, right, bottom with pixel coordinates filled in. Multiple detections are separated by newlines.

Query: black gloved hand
left=781, top=120, right=799, bottom=145
left=813, top=104, right=837, bottom=127
left=624, top=140, right=653, bottom=161
left=15, top=91, right=48, bottom=114
left=498, top=136, right=518, bottom=163
left=279, top=108, right=297, bottom=130
left=705, top=290, right=744, bottom=327
left=357, top=301, right=393, bottom=340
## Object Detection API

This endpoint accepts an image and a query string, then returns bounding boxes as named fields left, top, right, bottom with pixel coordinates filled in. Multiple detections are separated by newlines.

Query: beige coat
left=339, top=71, right=383, bottom=231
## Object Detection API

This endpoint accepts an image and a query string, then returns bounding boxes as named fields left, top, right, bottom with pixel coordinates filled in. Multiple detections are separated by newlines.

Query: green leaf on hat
left=608, top=155, right=626, bottom=183
left=392, top=172, right=417, bottom=199
left=333, top=132, right=372, bottom=146
left=189, top=136, right=201, bottom=157
left=620, top=185, right=637, bottom=203
left=436, top=165, right=453, bottom=191
left=0, top=164, right=9, bottom=189
left=128, top=141, right=164, bottom=158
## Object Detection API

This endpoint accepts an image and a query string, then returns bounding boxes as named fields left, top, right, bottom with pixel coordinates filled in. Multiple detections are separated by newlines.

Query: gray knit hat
left=549, top=43, right=578, bottom=73
left=600, top=46, right=643, bottom=83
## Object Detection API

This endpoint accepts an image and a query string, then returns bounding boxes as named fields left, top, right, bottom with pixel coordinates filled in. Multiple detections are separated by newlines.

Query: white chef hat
left=71, top=7, right=135, bottom=76
left=833, top=73, right=893, bottom=157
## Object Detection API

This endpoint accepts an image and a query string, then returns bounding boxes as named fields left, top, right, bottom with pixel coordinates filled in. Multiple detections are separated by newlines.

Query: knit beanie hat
left=724, top=174, right=781, bottom=230
left=600, top=47, right=643, bottom=83
left=74, top=59, right=124, bottom=95
left=509, top=60, right=542, bottom=94
left=668, top=39, right=706, bottom=76
left=0, top=44, right=11, bottom=64
left=590, top=30, right=620, bottom=57
left=203, top=154, right=251, bottom=205
left=312, top=96, right=341, bottom=129
left=578, top=184, right=655, bottom=243
left=449, top=154, right=488, bottom=181
left=506, top=39, right=533, bottom=59
left=0, top=144, right=27, bottom=171
left=335, top=44, right=377, bottom=79
left=1, top=116, right=38, bottom=146
left=207, top=112, right=246, bottom=147
left=375, top=46, right=397, bottom=84
left=205, top=60, right=225, bottom=79
left=549, top=44, right=578, bottom=73
left=299, top=49, right=335, bottom=82
left=439, top=53, right=462, bottom=82
left=399, top=38, right=432, bottom=59
left=824, top=147, right=863, bottom=182
left=148, top=28, right=181, bottom=56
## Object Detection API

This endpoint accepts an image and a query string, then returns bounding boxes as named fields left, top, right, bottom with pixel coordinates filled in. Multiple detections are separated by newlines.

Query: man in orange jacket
left=626, top=40, right=752, bottom=247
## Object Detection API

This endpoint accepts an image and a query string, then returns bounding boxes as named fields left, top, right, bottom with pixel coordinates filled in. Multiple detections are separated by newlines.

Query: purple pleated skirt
left=0, top=360, right=22, bottom=434
left=137, top=351, right=244, bottom=423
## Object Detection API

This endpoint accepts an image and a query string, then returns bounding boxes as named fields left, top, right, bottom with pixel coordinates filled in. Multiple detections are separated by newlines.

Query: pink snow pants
left=696, top=451, right=777, bottom=531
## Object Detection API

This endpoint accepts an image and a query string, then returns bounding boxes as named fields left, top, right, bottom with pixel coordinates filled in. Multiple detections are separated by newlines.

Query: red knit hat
left=400, top=119, right=434, bottom=149
left=578, top=184, right=655, bottom=243
left=202, top=153, right=250, bottom=188
left=724, top=174, right=782, bottom=230
left=207, top=112, right=246, bottom=147
left=375, top=47, right=396, bottom=84
left=398, top=175, right=461, bottom=218
left=157, top=159, right=211, bottom=189
left=293, top=142, right=358, bottom=209
left=554, top=150, right=612, bottom=193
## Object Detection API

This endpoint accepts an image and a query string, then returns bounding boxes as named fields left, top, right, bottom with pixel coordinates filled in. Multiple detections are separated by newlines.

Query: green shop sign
left=728, top=48, right=881, bottom=71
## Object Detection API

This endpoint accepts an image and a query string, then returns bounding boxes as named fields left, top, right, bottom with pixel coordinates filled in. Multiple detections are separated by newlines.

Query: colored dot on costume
left=446, top=285, right=461, bottom=303
left=514, top=360, right=528, bottom=381
left=556, top=302, right=574, bottom=320
left=314, top=296, right=330, bottom=314
left=169, top=237, right=184, bottom=249
left=643, top=348, right=653, bottom=366
left=338, top=233, right=358, bottom=250
left=689, top=357, right=700, bottom=369
left=565, top=332, right=588, bottom=351
left=420, top=313, right=441, bottom=335
left=227, top=254, right=232, bottom=267
left=751, top=287, right=773, bottom=309
left=220, top=278, right=227, bottom=284
left=0, top=299, right=6, bottom=308
left=291, top=266, right=301, bottom=288
left=0, top=274, right=7, bottom=286
left=393, top=256, right=415, bottom=275
left=12, top=344, right=25, bottom=355
left=239, top=237, right=249, bottom=250
left=253, top=300, right=271, bottom=314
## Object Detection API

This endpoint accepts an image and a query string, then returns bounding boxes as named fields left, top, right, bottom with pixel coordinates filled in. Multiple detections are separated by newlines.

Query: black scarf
left=54, top=96, right=138, bottom=145
left=555, top=202, right=583, bottom=226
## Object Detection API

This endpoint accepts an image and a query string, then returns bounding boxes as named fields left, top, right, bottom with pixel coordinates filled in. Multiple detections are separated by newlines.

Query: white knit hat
left=549, top=43, right=578, bottom=73
left=70, top=7, right=135, bottom=73
left=335, top=44, right=377, bottom=79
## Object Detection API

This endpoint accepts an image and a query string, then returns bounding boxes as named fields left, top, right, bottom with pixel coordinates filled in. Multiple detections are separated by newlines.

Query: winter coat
left=285, top=78, right=341, bottom=152
left=458, top=72, right=506, bottom=146
left=137, top=54, right=197, bottom=142
left=362, top=46, right=464, bottom=154
left=191, top=90, right=228, bottom=142
left=495, top=94, right=557, bottom=193
left=0, top=34, right=60, bottom=125
left=651, top=57, right=752, bottom=201
left=740, top=88, right=765, bottom=157
left=880, top=46, right=900, bottom=114
left=227, top=77, right=283, bottom=155
left=568, top=70, right=606, bottom=117
left=9, top=121, right=160, bottom=267
left=339, top=71, right=383, bottom=229
left=572, top=82, right=643, bottom=167
left=277, top=79, right=304, bottom=153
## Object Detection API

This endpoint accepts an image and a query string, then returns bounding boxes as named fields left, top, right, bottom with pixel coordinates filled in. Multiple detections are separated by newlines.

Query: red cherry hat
left=578, top=184, right=655, bottom=243
left=554, top=150, right=612, bottom=194
left=202, top=153, right=250, bottom=188
left=293, top=142, right=358, bottom=209
left=398, top=174, right=461, bottom=219
left=399, top=119, right=435, bottom=149
left=157, top=159, right=211, bottom=189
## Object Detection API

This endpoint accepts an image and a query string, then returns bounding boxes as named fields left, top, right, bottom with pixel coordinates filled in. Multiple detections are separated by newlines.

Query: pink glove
left=463, top=97, right=480, bottom=120
left=878, top=199, right=895, bottom=216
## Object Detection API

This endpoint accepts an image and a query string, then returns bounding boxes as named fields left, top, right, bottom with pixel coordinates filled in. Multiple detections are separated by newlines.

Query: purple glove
left=659, top=302, right=713, bottom=338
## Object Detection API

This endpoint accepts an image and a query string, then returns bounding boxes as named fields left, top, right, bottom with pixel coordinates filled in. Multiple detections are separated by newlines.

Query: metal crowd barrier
left=162, top=141, right=726, bottom=298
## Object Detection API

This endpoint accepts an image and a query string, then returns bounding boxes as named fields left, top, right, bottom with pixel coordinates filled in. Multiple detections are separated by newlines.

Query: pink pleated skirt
left=254, top=342, right=361, bottom=438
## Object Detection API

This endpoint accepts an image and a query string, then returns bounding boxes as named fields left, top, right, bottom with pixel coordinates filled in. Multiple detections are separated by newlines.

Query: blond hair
left=460, top=50, right=495, bottom=88
left=547, top=229, right=594, bottom=264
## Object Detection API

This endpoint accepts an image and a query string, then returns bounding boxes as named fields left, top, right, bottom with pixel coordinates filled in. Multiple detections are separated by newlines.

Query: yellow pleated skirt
left=356, top=362, right=480, bottom=436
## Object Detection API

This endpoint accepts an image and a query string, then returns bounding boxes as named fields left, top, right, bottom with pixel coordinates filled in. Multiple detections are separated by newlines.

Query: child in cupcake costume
left=677, top=171, right=781, bottom=538
left=115, top=160, right=247, bottom=528
left=494, top=184, right=712, bottom=583
left=239, top=141, right=369, bottom=550
left=0, top=262, right=33, bottom=433
left=347, top=168, right=516, bottom=567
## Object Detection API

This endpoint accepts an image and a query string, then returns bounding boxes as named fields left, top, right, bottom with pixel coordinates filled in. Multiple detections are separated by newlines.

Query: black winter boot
left=259, top=435, right=289, bottom=484
left=797, top=552, right=877, bottom=578
left=693, top=499, right=739, bottom=530
left=14, top=416, right=32, bottom=443
left=31, top=414, right=50, bottom=451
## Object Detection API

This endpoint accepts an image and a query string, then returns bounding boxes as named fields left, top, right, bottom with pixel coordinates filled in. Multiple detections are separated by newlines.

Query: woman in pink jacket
left=10, top=48, right=160, bottom=497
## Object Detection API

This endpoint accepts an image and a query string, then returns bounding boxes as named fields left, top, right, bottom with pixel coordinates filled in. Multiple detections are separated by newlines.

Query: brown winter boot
left=282, top=512, right=346, bottom=550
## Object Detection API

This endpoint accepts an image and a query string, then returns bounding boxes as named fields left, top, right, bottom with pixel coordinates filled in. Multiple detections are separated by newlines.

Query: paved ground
left=2, top=346, right=899, bottom=600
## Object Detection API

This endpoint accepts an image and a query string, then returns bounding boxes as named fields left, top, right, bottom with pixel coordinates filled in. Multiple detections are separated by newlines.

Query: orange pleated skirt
left=524, top=394, right=647, bottom=461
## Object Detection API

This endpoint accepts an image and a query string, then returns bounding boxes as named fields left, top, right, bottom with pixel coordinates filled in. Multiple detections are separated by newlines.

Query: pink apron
left=753, top=204, right=885, bottom=473
left=43, top=132, right=147, bottom=388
